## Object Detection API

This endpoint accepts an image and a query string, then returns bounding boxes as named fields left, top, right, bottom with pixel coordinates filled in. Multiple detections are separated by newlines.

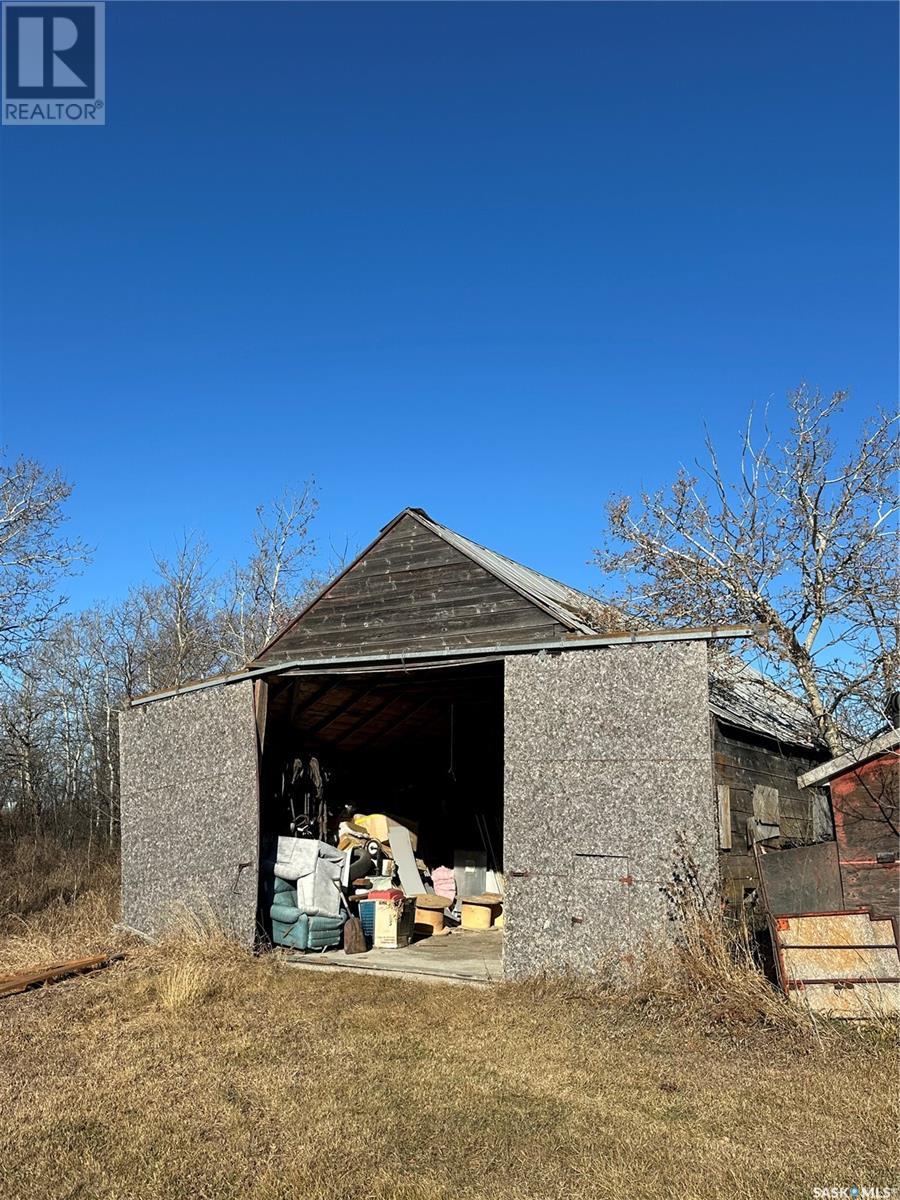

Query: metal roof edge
left=797, top=726, right=900, bottom=789
left=127, top=624, right=755, bottom=708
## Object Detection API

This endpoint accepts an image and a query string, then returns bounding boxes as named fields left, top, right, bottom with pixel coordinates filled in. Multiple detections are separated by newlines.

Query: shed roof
left=253, top=507, right=621, bottom=665
left=128, top=508, right=816, bottom=750
left=251, top=506, right=820, bottom=752
left=708, top=657, right=824, bottom=751
left=415, top=511, right=823, bottom=749
left=407, top=511, right=826, bottom=750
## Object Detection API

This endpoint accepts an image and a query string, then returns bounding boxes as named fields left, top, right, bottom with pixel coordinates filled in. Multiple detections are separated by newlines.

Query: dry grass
left=619, top=900, right=809, bottom=1033
left=156, top=957, right=215, bottom=1011
left=0, top=841, right=897, bottom=1200
left=0, top=836, right=128, bottom=973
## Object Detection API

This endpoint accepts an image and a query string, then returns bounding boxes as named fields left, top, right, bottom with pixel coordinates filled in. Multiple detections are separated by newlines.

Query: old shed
left=119, top=508, right=826, bottom=979
left=796, top=728, right=900, bottom=922
left=752, top=728, right=900, bottom=1016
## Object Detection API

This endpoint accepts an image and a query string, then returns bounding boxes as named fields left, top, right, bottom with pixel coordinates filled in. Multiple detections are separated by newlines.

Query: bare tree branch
left=0, top=454, right=89, bottom=670
left=595, top=385, right=898, bottom=753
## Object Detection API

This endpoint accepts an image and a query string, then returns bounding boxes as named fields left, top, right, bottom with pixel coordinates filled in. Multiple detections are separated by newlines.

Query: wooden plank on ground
left=0, top=953, right=124, bottom=999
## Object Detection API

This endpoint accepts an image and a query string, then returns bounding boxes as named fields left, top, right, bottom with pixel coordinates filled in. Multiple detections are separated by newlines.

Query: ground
left=0, top=841, right=897, bottom=1200
left=294, top=924, right=502, bottom=980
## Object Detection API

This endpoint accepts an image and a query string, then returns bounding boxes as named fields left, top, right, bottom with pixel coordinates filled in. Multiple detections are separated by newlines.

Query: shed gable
left=254, top=512, right=574, bottom=665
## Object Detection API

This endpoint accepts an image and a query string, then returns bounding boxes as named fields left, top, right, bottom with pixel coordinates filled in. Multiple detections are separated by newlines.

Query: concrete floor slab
left=280, top=927, right=503, bottom=983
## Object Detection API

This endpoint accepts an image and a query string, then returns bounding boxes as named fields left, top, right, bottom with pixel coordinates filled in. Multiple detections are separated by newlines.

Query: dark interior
left=258, top=660, right=505, bottom=889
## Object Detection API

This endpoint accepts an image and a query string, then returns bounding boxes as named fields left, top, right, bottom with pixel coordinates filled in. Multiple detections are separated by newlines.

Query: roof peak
left=401, top=507, right=615, bottom=637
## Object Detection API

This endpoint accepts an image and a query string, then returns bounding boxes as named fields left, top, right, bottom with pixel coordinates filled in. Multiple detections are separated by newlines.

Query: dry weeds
left=620, top=900, right=809, bottom=1033
left=0, top=841, right=897, bottom=1200
left=0, top=836, right=129, bottom=973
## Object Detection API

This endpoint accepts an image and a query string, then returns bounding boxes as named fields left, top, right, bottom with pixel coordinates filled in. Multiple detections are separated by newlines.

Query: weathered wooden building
left=119, top=508, right=831, bottom=977
left=709, top=661, right=830, bottom=906
left=753, top=729, right=900, bottom=1016
left=796, top=728, right=900, bottom=922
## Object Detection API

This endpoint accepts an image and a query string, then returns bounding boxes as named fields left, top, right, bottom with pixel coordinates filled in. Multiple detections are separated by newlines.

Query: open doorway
left=257, top=660, right=505, bottom=980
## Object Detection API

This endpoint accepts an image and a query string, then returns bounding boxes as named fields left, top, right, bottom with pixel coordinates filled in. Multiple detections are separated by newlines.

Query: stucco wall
left=503, top=642, right=715, bottom=977
left=119, top=681, right=260, bottom=944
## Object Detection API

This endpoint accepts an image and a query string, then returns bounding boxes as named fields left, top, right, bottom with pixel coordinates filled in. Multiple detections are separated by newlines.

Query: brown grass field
left=0, top=839, right=897, bottom=1200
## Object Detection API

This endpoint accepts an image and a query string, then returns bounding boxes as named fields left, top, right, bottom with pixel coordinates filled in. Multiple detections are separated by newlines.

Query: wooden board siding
left=256, top=514, right=572, bottom=664
left=841, top=862, right=900, bottom=919
left=831, top=754, right=900, bottom=921
left=714, top=719, right=827, bottom=905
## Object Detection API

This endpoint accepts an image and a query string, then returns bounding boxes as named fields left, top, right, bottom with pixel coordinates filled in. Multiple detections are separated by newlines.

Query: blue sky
left=1, top=1, right=897, bottom=609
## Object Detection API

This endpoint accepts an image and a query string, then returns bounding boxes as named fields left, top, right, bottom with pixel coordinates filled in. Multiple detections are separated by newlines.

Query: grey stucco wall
left=119, top=681, right=260, bottom=945
left=503, top=642, right=715, bottom=978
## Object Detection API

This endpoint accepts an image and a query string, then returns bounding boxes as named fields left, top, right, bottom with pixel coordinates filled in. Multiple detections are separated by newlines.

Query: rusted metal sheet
left=756, top=841, right=845, bottom=916
left=770, top=911, right=900, bottom=1018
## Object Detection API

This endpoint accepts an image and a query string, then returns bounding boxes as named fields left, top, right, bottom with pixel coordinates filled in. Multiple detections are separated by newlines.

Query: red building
left=755, top=728, right=899, bottom=1016
left=798, top=726, right=900, bottom=924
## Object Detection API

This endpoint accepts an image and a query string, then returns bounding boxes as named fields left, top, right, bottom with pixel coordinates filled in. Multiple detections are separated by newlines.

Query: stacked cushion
left=268, top=872, right=345, bottom=951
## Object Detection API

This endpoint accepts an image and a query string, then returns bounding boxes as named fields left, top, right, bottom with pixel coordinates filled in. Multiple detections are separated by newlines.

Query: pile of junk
left=259, top=812, right=504, bottom=955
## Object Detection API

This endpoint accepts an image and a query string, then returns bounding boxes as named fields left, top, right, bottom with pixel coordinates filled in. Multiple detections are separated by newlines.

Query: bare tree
left=595, top=386, right=898, bottom=754
left=0, top=483, right=326, bottom=847
left=0, top=455, right=88, bottom=670
left=144, top=534, right=223, bottom=688
left=221, top=484, right=318, bottom=665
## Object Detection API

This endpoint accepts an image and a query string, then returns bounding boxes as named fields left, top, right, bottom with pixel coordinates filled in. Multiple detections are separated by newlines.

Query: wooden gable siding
left=256, top=514, right=571, bottom=664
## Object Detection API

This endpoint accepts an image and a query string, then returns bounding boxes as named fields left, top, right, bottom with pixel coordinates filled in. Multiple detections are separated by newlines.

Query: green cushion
left=271, top=902, right=302, bottom=923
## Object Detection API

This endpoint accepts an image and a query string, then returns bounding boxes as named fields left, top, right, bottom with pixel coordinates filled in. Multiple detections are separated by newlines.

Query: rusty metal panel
left=783, top=942, right=899, bottom=981
left=756, top=841, right=844, bottom=916
left=789, top=981, right=900, bottom=1018
left=771, top=912, right=900, bottom=1018
left=777, top=912, right=897, bottom=948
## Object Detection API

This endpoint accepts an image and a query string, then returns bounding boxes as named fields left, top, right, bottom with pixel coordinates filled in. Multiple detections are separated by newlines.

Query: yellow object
left=354, top=813, right=417, bottom=852
left=461, top=898, right=503, bottom=930
left=414, top=908, right=445, bottom=936
left=414, top=894, right=452, bottom=937
left=774, top=912, right=900, bottom=1018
